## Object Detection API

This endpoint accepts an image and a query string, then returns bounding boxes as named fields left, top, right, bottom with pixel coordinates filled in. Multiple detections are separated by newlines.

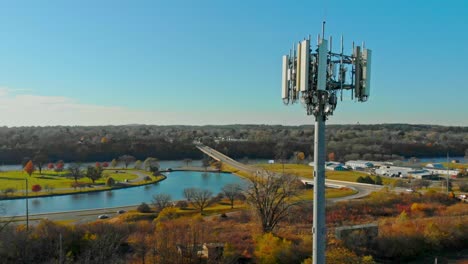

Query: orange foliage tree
left=328, top=152, right=336, bottom=161
left=24, top=160, right=35, bottom=177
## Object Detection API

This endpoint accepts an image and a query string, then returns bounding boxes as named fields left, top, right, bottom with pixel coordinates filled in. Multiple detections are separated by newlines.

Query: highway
left=196, top=144, right=397, bottom=202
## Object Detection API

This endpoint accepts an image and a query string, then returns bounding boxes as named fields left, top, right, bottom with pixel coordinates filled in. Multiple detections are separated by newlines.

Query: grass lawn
left=297, top=187, right=358, bottom=200
left=0, top=169, right=158, bottom=198
left=254, top=163, right=396, bottom=185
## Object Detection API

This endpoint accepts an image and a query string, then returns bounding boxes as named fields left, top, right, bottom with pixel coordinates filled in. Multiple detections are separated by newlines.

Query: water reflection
left=1, top=171, right=244, bottom=216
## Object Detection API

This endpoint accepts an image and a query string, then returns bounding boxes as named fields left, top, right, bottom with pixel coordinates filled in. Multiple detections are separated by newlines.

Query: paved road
left=197, top=144, right=406, bottom=202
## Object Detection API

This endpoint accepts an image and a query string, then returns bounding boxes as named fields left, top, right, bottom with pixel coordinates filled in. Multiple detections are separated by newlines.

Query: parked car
left=98, top=214, right=109, bottom=219
left=117, top=210, right=126, bottom=214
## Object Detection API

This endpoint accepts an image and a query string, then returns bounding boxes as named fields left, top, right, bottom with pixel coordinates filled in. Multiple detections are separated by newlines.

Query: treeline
left=0, top=124, right=467, bottom=164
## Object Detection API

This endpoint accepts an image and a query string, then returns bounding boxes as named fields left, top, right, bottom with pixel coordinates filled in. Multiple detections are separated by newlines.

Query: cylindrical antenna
left=362, top=41, right=365, bottom=49
left=341, top=35, right=344, bottom=55
left=322, top=21, right=326, bottom=40
left=329, top=36, right=333, bottom=52
left=317, top=34, right=321, bottom=45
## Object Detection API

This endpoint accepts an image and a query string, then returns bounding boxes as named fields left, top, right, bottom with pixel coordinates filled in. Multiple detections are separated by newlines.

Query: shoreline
left=0, top=174, right=167, bottom=201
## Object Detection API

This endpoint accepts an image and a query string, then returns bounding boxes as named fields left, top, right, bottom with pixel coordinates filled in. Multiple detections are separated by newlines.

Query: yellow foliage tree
left=296, top=152, right=305, bottom=163
left=254, top=233, right=292, bottom=264
left=326, top=246, right=375, bottom=264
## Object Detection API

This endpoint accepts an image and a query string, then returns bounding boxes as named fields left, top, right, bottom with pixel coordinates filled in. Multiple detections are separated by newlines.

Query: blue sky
left=0, top=0, right=466, bottom=126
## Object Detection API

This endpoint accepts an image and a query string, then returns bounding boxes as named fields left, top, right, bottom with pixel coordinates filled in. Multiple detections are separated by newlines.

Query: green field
left=0, top=169, right=154, bottom=197
left=297, top=188, right=358, bottom=200
left=255, top=163, right=395, bottom=185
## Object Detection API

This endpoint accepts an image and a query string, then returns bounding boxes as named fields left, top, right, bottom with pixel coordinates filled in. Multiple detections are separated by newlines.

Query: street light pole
left=25, top=177, right=29, bottom=231
left=446, top=152, right=449, bottom=194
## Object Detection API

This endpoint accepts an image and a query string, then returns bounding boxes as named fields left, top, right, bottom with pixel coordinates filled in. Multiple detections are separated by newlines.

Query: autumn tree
left=118, top=155, right=136, bottom=169
left=152, top=193, right=172, bottom=211
left=328, top=152, right=336, bottom=161
left=110, top=159, right=118, bottom=168
left=68, top=163, right=83, bottom=183
left=246, top=171, right=302, bottom=233
left=31, top=184, right=42, bottom=195
left=213, top=161, right=223, bottom=171
left=296, top=151, right=305, bottom=164
left=24, top=160, right=35, bottom=177
left=183, top=188, right=213, bottom=214
left=254, top=232, right=292, bottom=264
left=222, top=183, right=242, bottom=208
left=47, top=163, right=54, bottom=170
left=33, top=152, right=48, bottom=175
left=55, top=160, right=64, bottom=172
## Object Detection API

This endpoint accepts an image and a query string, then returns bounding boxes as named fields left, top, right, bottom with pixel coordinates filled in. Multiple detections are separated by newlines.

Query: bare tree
left=144, top=157, right=159, bottom=172
left=152, top=193, right=172, bottom=211
left=222, top=183, right=242, bottom=209
left=246, top=171, right=302, bottom=233
left=33, top=152, right=48, bottom=175
left=119, top=155, right=136, bottom=169
left=184, top=188, right=213, bottom=214
left=183, top=158, right=192, bottom=167
left=184, top=188, right=195, bottom=201
left=202, top=155, right=210, bottom=171
left=275, top=141, right=288, bottom=176
left=68, top=163, right=83, bottom=183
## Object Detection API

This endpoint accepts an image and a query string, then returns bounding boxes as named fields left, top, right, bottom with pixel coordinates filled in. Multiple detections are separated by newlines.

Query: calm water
left=405, top=156, right=467, bottom=163
left=0, top=171, right=245, bottom=217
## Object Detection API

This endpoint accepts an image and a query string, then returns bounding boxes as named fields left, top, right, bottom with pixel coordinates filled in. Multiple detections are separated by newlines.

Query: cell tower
left=281, top=22, right=372, bottom=264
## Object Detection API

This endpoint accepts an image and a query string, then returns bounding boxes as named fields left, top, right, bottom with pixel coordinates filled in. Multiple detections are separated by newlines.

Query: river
left=0, top=171, right=245, bottom=217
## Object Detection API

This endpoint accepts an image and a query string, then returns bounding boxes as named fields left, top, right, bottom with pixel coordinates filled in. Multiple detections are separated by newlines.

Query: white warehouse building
left=375, top=165, right=416, bottom=178
left=345, top=160, right=374, bottom=170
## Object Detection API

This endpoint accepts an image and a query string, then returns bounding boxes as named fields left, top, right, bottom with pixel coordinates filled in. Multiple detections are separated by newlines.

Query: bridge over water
left=195, top=143, right=386, bottom=202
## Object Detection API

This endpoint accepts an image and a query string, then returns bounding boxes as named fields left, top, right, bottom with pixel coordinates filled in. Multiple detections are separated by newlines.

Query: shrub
left=458, top=181, right=468, bottom=192
left=155, top=207, right=179, bottom=222
left=375, top=175, right=383, bottom=185
left=144, top=176, right=151, bottom=182
left=31, top=184, right=42, bottom=193
left=137, top=202, right=151, bottom=213
left=106, top=177, right=115, bottom=187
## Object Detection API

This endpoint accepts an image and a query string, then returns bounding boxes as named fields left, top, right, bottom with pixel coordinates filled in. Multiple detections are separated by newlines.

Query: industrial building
left=345, top=160, right=374, bottom=170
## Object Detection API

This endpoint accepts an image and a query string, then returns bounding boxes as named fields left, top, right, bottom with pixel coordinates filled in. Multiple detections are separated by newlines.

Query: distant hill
left=0, top=124, right=466, bottom=165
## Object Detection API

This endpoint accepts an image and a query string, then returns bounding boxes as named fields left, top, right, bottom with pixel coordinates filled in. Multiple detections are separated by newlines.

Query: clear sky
left=0, top=0, right=466, bottom=126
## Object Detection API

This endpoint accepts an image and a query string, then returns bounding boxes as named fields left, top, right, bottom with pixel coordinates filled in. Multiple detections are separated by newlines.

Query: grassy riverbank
left=0, top=169, right=163, bottom=199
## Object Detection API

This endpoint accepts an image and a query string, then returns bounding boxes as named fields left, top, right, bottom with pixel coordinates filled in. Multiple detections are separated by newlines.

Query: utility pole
left=25, top=177, right=29, bottom=231
left=446, top=152, right=449, bottom=194
left=281, top=22, right=372, bottom=263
